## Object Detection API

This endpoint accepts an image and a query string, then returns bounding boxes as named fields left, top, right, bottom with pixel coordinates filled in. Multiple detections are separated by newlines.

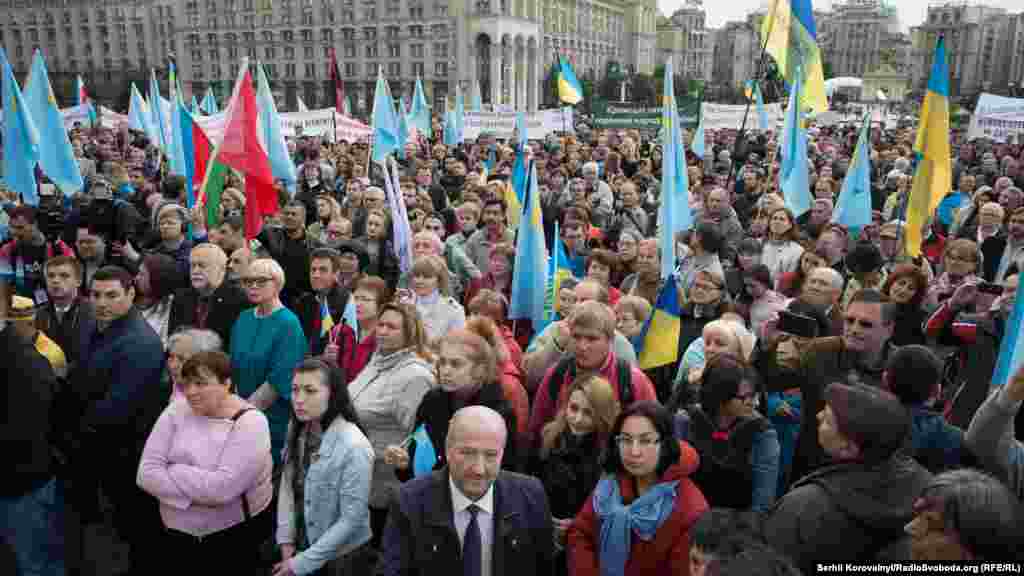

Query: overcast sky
left=656, top=0, right=1022, bottom=31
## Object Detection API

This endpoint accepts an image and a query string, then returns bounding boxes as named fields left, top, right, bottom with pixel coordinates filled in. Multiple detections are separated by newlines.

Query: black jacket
left=397, top=384, right=520, bottom=483
left=35, top=298, right=97, bottom=372
left=168, top=281, right=252, bottom=351
left=531, top=430, right=604, bottom=520
left=293, top=284, right=350, bottom=356
left=256, top=227, right=320, bottom=306
left=763, top=455, right=931, bottom=575
left=0, top=326, right=56, bottom=497
left=377, top=469, right=554, bottom=576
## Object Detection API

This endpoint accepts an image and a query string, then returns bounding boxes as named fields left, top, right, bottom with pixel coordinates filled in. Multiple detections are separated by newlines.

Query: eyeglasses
left=692, top=281, right=722, bottom=292
left=615, top=434, right=660, bottom=450
left=241, top=276, right=274, bottom=288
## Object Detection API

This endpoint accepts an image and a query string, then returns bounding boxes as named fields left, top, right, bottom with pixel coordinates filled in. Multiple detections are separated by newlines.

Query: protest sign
left=592, top=101, right=699, bottom=131
left=462, top=108, right=574, bottom=140
left=968, top=93, right=1024, bottom=143
left=701, top=102, right=784, bottom=131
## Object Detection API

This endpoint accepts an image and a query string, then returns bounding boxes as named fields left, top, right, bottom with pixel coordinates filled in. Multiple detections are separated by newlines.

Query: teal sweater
left=231, top=307, right=307, bottom=465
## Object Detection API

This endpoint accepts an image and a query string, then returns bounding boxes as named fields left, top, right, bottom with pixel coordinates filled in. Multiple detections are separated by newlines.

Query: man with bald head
left=168, top=243, right=252, bottom=348
left=379, top=406, right=554, bottom=576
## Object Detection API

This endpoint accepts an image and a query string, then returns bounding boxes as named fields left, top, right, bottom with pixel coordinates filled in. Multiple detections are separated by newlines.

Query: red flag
left=216, top=68, right=276, bottom=239
left=330, top=48, right=345, bottom=115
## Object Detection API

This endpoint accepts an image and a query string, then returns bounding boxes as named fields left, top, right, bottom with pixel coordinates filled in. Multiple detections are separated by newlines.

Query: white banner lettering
left=968, top=93, right=1024, bottom=143
left=462, top=108, right=575, bottom=140
left=195, top=108, right=372, bottom=145
left=701, top=102, right=784, bottom=131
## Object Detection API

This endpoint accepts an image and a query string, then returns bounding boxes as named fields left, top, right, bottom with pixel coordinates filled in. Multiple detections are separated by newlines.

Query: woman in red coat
left=568, top=401, right=708, bottom=576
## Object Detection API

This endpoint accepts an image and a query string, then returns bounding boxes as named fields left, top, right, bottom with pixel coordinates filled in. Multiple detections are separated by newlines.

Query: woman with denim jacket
left=275, top=359, right=375, bottom=576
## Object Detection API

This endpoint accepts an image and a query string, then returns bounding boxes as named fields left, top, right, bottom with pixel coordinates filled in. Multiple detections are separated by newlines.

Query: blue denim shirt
left=277, top=417, right=374, bottom=575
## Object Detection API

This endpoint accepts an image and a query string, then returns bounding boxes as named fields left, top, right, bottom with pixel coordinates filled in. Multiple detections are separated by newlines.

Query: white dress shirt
left=450, top=477, right=495, bottom=576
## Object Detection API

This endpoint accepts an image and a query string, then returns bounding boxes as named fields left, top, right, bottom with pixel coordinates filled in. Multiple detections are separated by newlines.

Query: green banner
left=592, top=99, right=700, bottom=131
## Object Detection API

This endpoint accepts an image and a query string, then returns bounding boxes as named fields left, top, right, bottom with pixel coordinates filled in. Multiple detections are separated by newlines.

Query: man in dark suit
left=378, top=406, right=554, bottom=576
left=168, top=243, right=251, bottom=350
left=293, top=248, right=350, bottom=356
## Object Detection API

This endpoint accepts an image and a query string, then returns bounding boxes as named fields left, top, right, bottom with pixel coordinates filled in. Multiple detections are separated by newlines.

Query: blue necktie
left=463, top=504, right=482, bottom=576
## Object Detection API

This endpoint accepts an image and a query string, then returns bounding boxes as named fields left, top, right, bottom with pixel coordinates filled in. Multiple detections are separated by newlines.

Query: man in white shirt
left=378, top=406, right=554, bottom=576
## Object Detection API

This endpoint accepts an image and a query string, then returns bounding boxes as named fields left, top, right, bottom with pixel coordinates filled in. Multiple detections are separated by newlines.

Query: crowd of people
left=3, top=113, right=1024, bottom=576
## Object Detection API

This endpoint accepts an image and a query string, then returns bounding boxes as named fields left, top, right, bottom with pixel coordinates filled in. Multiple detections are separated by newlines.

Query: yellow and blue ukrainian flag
left=904, top=36, right=951, bottom=258
left=760, top=0, right=827, bottom=115
left=637, top=275, right=682, bottom=370
left=557, top=55, right=583, bottom=105
left=320, top=299, right=335, bottom=338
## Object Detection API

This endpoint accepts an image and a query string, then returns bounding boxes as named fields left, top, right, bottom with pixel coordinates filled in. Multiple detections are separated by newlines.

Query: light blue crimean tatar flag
left=2, top=47, right=42, bottom=205
left=831, top=112, right=873, bottom=234
left=24, top=49, right=83, bottom=196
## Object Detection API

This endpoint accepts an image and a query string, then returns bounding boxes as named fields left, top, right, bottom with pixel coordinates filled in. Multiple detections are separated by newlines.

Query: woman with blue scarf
left=568, top=401, right=708, bottom=576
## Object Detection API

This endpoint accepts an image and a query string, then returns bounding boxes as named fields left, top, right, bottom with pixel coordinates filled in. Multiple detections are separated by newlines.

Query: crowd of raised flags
left=0, top=15, right=1021, bottom=425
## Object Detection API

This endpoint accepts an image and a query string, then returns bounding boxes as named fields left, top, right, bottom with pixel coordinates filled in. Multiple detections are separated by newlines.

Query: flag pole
left=727, top=1, right=781, bottom=188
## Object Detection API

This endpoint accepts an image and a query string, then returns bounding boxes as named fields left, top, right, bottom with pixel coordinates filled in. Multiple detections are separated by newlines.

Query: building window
left=285, top=46, right=295, bottom=59
left=387, top=26, right=400, bottom=38
left=411, top=44, right=423, bottom=58
left=286, top=63, right=297, bottom=78
left=388, top=43, right=400, bottom=58
left=303, top=13, right=314, bottom=25
left=322, top=29, right=333, bottom=42
left=345, top=62, right=356, bottom=76
left=388, top=62, right=400, bottom=76
left=366, top=62, right=377, bottom=76
left=434, top=42, right=447, bottom=58
left=302, top=29, right=313, bottom=42
left=412, top=61, right=424, bottom=77
left=192, top=49, right=202, bottom=61
left=411, top=25, right=424, bottom=38
left=265, top=47, right=276, bottom=59
left=210, top=49, right=219, bottom=61
left=366, top=44, right=378, bottom=58
left=363, top=27, right=377, bottom=40
left=344, top=44, right=356, bottom=58
left=304, top=46, right=315, bottom=59
left=283, top=31, right=294, bottom=43
left=435, top=62, right=447, bottom=76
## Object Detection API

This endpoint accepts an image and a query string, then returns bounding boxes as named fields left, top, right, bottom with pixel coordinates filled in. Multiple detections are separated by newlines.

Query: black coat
left=34, top=298, right=97, bottom=372
left=293, top=284, right=350, bottom=356
left=398, top=384, right=520, bottom=482
left=763, top=455, right=931, bottom=575
left=531, top=430, right=604, bottom=520
left=168, top=281, right=253, bottom=351
left=0, top=326, right=56, bottom=497
left=256, top=227, right=320, bottom=307
left=377, top=469, right=554, bottom=576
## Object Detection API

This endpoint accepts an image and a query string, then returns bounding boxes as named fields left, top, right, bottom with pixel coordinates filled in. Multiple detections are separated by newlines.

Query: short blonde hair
left=570, top=300, right=617, bottom=339
left=248, top=258, right=285, bottom=289
left=614, top=295, right=652, bottom=324
left=410, top=254, right=451, bottom=296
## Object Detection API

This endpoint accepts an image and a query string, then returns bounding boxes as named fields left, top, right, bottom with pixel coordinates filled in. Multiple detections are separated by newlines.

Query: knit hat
left=845, top=241, right=884, bottom=275
left=824, top=383, right=909, bottom=462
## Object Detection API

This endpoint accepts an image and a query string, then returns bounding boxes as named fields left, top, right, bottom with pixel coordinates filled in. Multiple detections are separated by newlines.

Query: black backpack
left=547, top=355, right=635, bottom=408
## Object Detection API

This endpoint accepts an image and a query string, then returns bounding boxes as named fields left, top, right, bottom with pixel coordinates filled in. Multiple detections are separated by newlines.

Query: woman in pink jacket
left=138, top=350, right=274, bottom=574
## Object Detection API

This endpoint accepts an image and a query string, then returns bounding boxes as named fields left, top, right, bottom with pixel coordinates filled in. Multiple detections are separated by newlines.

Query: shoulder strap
left=228, top=407, right=256, bottom=520
left=547, top=356, right=576, bottom=405
left=616, top=358, right=634, bottom=408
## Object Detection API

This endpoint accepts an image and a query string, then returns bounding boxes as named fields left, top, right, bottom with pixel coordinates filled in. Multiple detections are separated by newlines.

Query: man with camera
left=0, top=205, right=74, bottom=304
left=763, top=289, right=897, bottom=485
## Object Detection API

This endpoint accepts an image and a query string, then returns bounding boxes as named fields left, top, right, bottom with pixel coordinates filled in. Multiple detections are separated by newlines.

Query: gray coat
left=966, top=386, right=1024, bottom=499
left=348, top=348, right=434, bottom=508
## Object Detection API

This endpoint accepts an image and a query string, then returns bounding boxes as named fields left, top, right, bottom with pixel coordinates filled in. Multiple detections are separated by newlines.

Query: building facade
left=0, top=0, right=665, bottom=115
left=0, top=0, right=173, bottom=106
left=817, top=0, right=907, bottom=78
left=909, top=1, right=1011, bottom=100
left=711, top=20, right=757, bottom=89
left=656, top=3, right=714, bottom=83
